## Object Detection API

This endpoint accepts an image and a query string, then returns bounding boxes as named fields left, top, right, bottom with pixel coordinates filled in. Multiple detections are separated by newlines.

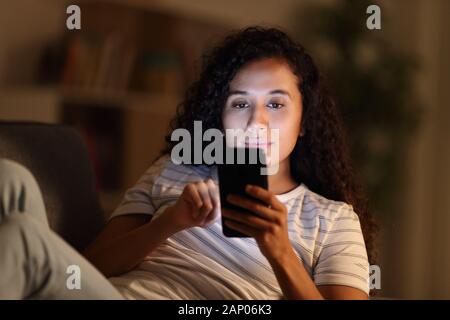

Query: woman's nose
left=247, top=103, right=268, bottom=130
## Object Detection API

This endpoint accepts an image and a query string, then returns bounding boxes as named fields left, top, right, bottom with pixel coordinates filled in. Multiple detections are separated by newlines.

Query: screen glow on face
left=223, top=58, right=303, bottom=171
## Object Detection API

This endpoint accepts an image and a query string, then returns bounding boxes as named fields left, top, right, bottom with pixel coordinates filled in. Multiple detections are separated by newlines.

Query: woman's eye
left=232, top=102, right=249, bottom=109
left=267, top=103, right=284, bottom=109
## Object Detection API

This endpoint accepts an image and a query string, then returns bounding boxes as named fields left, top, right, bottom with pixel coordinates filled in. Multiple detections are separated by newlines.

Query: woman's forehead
left=229, top=58, right=299, bottom=94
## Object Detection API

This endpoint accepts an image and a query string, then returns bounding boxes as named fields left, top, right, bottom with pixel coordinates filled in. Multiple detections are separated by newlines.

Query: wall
left=0, top=0, right=65, bottom=86
left=382, top=0, right=450, bottom=299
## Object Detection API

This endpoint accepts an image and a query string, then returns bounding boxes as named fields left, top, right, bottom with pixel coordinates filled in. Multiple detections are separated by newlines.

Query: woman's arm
left=83, top=208, right=179, bottom=277
left=268, top=246, right=368, bottom=300
left=84, top=179, right=220, bottom=278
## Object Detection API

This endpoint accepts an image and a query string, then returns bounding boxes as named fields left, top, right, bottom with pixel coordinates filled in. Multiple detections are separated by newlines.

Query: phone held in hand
left=218, top=147, right=268, bottom=237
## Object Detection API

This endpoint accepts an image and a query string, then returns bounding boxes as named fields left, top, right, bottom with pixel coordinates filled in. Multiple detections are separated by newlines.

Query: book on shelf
left=60, top=33, right=139, bottom=95
left=59, top=33, right=184, bottom=97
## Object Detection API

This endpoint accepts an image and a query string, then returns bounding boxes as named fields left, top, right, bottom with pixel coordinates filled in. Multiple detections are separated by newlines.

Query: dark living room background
left=0, top=0, right=449, bottom=299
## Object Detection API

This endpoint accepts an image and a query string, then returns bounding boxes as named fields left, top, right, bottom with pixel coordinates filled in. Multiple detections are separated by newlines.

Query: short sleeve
left=313, top=204, right=370, bottom=295
left=108, top=156, right=168, bottom=221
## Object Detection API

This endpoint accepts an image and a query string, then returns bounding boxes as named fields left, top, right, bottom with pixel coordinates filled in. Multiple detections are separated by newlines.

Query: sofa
left=0, top=121, right=105, bottom=252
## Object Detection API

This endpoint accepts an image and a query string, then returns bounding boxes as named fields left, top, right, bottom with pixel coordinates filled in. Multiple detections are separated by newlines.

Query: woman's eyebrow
left=228, top=90, right=248, bottom=96
left=228, top=89, right=291, bottom=97
left=269, top=89, right=291, bottom=98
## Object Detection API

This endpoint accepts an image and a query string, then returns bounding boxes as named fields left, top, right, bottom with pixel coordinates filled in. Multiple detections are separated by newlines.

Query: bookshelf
left=0, top=85, right=180, bottom=214
left=0, top=0, right=227, bottom=216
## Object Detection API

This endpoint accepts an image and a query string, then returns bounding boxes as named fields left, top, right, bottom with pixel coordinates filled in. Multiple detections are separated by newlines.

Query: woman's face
left=222, top=58, right=303, bottom=167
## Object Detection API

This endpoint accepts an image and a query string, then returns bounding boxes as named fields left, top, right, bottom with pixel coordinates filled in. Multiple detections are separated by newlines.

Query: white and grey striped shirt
left=108, top=155, right=370, bottom=299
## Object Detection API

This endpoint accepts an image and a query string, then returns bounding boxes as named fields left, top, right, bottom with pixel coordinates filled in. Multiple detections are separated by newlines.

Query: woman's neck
left=267, top=158, right=299, bottom=195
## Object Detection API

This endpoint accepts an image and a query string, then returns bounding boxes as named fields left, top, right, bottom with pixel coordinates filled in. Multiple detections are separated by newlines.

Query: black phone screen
left=218, top=147, right=268, bottom=237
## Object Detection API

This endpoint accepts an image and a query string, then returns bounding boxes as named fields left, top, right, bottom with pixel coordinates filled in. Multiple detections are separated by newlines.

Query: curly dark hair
left=162, top=26, right=378, bottom=266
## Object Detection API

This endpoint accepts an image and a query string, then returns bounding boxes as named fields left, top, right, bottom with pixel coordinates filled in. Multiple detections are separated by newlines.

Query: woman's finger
left=222, top=208, right=273, bottom=230
left=226, top=194, right=276, bottom=221
left=245, top=185, right=284, bottom=211
left=196, top=181, right=213, bottom=221
left=223, top=219, right=259, bottom=238
left=205, top=179, right=220, bottom=223
left=184, top=183, right=203, bottom=210
left=206, top=179, right=220, bottom=209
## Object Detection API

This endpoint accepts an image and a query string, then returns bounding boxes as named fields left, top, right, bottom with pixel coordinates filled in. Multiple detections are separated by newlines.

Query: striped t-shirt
left=107, top=155, right=370, bottom=299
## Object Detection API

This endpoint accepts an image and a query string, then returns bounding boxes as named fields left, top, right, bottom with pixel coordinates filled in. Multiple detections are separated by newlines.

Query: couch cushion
left=0, top=121, right=105, bottom=251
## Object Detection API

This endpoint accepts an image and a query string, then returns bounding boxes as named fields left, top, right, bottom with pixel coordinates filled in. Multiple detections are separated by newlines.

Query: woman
left=85, top=26, right=376, bottom=299
left=0, top=26, right=376, bottom=300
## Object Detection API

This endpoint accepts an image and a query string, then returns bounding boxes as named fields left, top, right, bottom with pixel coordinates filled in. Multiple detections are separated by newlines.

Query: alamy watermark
left=170, top=121, right=280, bottom=175
left=66, top=264, right=81, bottom=290
left=366, top=4, right=381, bottom=30
left=66, top=4, right=380, bottom=32
left=64, top=263, right=381, bottom=291
left=66, top=5, right=81, bottom=30
left=369, top=264, right=381, bottom=290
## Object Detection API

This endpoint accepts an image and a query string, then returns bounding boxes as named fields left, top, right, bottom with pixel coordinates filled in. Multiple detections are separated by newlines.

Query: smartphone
left=218, top=147, right=268, bottom=237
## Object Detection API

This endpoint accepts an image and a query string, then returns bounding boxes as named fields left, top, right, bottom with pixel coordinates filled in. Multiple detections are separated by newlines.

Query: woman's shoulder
left=299, top=184, right=358, bottom=221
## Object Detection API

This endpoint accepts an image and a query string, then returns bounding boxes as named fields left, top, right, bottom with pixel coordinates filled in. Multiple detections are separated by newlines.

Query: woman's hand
left=164, top=179, right=220, bottom=233
left=223, top=184, right=292, bottom=262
